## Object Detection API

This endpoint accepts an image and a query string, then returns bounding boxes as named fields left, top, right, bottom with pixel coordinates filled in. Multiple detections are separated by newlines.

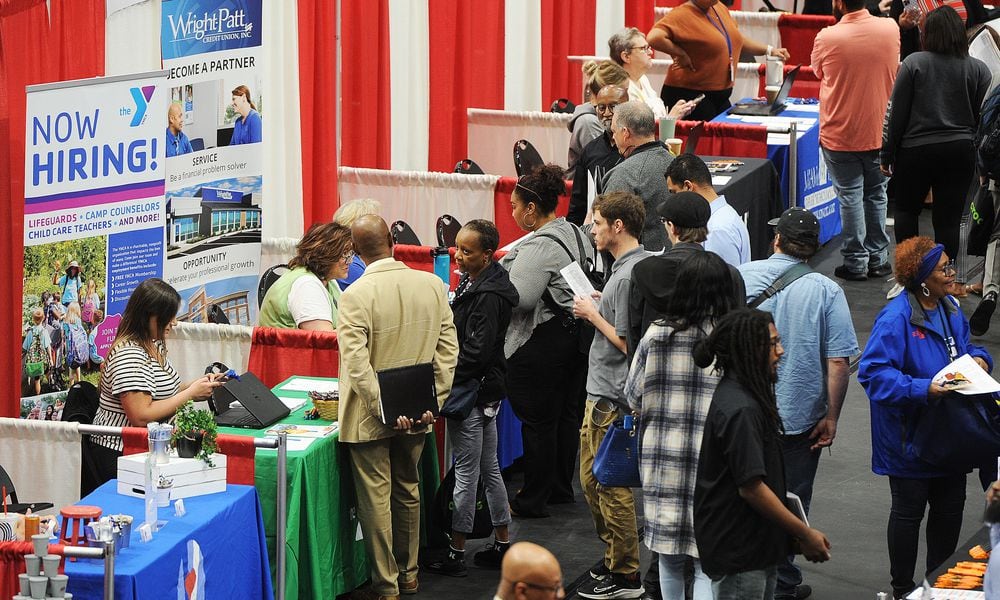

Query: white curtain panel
left=505, top=0, right=543, bottom=111
left=594, top=0, right=625, bottom=58
left=0, top=419, right=81, bottom=513
left=467, top=108, right=573, bottom=177
left=337, top=168, right=499, bottom=246
left=261, top=237, right=300, bottom=274
left=166, top=322, right=253, bottom=383
left=388, top=0, right=431, bottom=172
left=105, top=0, right=161, bottom=76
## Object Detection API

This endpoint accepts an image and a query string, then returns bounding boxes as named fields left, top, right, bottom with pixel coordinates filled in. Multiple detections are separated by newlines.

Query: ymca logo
left=127, top=86, right=155, bottom=127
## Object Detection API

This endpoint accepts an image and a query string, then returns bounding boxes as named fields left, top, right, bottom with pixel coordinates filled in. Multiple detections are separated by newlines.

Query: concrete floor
left=408, top=219, right=1000, bottom=600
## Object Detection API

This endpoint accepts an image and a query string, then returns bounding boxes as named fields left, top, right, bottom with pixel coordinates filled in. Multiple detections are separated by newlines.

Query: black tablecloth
left=703, top=156, right=783, bottom=261
left=925, top=525, right=990, bottom=590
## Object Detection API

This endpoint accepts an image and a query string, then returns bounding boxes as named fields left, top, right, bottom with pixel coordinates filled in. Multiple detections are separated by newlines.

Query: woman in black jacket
left=425, top=220, right=520, bottom=577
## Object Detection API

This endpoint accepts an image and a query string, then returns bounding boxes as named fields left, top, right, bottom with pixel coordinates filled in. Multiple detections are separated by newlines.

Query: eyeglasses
left=936, top=260, right=956, bottom=276
left=630, top=44, right=652, bottom=54
left=595, top=103, right=620, bottom=113
left=518, top=580, right=564, bottom=595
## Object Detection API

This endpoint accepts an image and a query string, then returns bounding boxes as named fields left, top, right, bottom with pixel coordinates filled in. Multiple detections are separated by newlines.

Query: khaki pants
left=347, top=434, right=426, bottom=596
left=579, top=399, right=640, bottom=574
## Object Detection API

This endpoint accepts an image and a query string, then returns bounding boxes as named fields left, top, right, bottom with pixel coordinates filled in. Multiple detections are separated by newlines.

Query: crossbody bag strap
left=747, top=262, right=813, bottom=309
left=534, top=232, right=580, bottom=320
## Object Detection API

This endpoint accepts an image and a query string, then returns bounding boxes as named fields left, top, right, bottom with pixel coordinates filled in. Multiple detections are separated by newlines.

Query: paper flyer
left=932, top=353, right=1000, bottom=395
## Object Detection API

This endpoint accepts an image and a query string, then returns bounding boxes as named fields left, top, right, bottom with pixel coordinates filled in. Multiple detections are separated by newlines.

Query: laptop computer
left=728, top=65, right=801, bottom=117
left=212, top=371, right=290, bottom=429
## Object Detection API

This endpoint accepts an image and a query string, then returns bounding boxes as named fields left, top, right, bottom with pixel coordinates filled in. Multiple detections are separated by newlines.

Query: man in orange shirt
left=812, top=0, right=899, bottom=282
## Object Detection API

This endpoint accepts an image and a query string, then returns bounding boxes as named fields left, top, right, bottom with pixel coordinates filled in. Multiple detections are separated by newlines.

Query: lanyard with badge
left=704, top=6, right=734, bottom=84
left=924, top=303, right=959, bottom=361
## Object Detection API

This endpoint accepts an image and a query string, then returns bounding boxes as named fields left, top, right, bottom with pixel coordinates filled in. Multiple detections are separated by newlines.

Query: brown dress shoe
left=398, top=578, right=419, bottom=595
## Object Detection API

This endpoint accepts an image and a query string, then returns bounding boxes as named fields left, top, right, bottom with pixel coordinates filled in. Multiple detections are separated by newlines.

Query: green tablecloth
left=218, top=376, right=441, bottom=600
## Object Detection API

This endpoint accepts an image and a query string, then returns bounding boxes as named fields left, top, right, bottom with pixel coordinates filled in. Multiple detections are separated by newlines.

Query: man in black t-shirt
left=691, top=309, right=831, bottom=599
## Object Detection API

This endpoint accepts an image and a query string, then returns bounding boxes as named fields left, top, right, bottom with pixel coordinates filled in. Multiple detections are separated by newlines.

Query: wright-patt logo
left=127, top=86, right=155, bottom=127
left=166, top=8, right=254, bottom=44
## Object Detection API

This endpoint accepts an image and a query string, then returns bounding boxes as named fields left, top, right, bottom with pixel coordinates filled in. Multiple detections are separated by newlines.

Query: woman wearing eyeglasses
left=646, top=0, right=789, bottom=121
left=859, top=236, right=993, bottom=599
left=259, top=222, right=353, bottom=331
left=610, top=28, right=699, bottom=123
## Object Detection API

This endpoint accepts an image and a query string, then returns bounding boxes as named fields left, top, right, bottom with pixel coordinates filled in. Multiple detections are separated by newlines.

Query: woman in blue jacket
left=859, top=236, right=993, bottom=599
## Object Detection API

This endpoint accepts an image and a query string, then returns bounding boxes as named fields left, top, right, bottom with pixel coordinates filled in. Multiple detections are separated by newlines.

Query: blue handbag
left=592, top=414, right=641, bottom=488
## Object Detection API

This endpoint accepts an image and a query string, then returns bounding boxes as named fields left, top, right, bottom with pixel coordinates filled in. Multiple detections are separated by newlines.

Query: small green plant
left=170, top=400, right=218, bottom=466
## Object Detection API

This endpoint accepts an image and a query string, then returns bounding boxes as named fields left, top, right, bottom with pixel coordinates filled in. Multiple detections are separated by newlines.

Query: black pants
left=887, top=474, right=967, bottom=598
left=892, top=140, right=976, bottom=260
left=660, top=85, right=733, bottom=122
left=81, top=438, right=122, bottom=497
left=506, top=317, right=587, bottom=516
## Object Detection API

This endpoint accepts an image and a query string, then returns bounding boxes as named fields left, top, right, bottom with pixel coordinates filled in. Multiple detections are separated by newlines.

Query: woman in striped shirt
left=83, top=278, right=223, bottom=495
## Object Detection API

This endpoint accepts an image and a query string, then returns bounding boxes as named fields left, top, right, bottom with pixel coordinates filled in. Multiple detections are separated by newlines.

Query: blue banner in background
left=161, top=0, right=262, bottom=60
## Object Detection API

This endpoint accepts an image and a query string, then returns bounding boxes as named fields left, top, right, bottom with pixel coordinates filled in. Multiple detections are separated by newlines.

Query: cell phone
left=692, top=93, right=706, bottom=104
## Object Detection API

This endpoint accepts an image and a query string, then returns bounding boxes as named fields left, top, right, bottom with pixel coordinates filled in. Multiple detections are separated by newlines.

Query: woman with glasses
left=880, top=6, right=990, bottom=261
left=259, top=222, right=354, bottom=331
left=608, top=29, right=699, bottom=124
left=859, top=236, right=993, bottom=599
left=646, top=0, right=789, bottom=121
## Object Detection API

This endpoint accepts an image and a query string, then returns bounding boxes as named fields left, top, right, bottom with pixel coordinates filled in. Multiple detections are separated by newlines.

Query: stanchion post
left=789, top=121, right=799, bottom=208
left=276, top=431, right=288, bottom=600
left=103, top=540, right=115, bottom=600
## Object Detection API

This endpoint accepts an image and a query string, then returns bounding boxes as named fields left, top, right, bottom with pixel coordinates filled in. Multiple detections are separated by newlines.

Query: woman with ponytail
left=692, top=308, right=831, bottom=599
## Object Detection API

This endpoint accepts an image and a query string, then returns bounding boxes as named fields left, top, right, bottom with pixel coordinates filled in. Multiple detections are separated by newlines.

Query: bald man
left=166, top=102, right=193, bottom=157
left=494, top=542, right=566, bottom=600
left=339, top=215, right=459, bottom=600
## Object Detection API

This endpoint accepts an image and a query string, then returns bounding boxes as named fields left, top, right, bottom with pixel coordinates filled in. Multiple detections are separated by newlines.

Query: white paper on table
left=268, top=436, right=317, bottom=452
left=784, top=103, right=820, bottom=114
left=738, top=116, right=817, bottom=128
left=932, top=353, right=1000, bottom=395
left=906, top=587, right=985, bottom=599
left=276, top=396, right=308, bottom=412
left=500, top=231, right=534, bottom=252
left=711, top=175, right=732, bottom=186
left=560, top=261, right=597, bottom=307
left=583, top=169, right=597, bottom=226
left=278, top=378, right=339, bottom=393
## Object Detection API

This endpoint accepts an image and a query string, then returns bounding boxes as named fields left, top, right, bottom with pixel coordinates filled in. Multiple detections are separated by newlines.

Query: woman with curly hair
left=859, top=236, right=994, bottom=599
left=259, top=222, right=354, bottom=331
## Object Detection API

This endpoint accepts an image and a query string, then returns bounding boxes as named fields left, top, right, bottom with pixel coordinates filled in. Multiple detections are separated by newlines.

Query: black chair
left=0, top=464, right=53, bottom=514
left=257, top=263, right=290, bottom=309
left=207, top=304, right=231, bottom=325
left=550, top=98, right=576, bottom=114
left=61, top=381, right=99, bottom=425
left=436, top=215, right=463, bottom=248
left=390, top=221, right=422, bottom=246
left=454, top=159, right=485, bottom=175
left=513, top=139, right=545, bottom=177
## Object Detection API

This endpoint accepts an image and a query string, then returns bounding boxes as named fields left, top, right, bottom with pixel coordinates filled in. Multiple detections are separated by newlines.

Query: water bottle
left=431, top=246, right=451, bottom=289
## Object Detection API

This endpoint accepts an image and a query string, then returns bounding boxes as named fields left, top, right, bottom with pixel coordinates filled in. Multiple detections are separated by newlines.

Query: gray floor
left=408, top=219, right=1000, bottom=600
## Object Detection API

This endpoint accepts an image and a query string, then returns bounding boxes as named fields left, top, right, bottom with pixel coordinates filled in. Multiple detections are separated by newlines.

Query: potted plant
left=170, top=401, right=218, bottom=466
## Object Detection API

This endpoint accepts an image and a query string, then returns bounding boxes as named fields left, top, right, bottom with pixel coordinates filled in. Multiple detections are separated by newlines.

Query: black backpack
left=976, top=84, right=1000, bottom=179
left=61, top=381, right=99, bottom=424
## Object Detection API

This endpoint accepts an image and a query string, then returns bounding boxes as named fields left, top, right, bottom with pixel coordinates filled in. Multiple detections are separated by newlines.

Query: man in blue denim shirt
left=737, top=208, right=859, bottom=600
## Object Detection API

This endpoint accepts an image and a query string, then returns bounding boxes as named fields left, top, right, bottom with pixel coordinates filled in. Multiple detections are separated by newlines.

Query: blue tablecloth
left=65, top=481, right=273, bottom=600
left=712, top=99, right=842, bottom=244
left=496, top=400, right=523, bottom=470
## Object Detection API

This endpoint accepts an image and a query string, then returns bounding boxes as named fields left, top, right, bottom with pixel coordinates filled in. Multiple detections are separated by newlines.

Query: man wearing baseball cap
left=737, top=207, right=859, bottom=600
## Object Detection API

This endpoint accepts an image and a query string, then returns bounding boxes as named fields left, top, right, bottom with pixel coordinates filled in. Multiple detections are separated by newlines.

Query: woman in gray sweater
left=500, top=164, right=594, bottom=518
left=880, top=5, right=991, bottom=260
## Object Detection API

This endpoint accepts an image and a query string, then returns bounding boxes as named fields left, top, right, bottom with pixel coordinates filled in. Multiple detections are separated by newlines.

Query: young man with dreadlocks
left=691, top=308, right=831, bottom=599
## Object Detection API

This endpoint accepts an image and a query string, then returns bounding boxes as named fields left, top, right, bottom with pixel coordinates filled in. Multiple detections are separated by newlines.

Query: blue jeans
left=714, top=566, right=776, bottom=600
left=822, top=148, right=889, bottom=274
left=659, top=554, right=715, bottom=600
left=775, top=427, right=821, bottom=597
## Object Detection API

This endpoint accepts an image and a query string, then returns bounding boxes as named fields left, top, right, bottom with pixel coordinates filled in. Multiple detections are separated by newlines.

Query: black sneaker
left=424, top=547, right=467, bottom=578
left=473, top=540, right=510, bottom=569
left=775, top=584, right=813, bottom=600
left=577, top=572, right=645, bottom=599
left=834, top=265, right=867, bottom=281
left=868, top=263, right=893, bottom=278
left=971, top=291, right=997, bottom=336
left=589, top=563, right=611, bottom=581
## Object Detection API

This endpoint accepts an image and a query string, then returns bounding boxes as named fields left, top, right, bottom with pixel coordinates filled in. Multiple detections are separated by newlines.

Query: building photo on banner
left=21, top=70, right=167, bottom=403
left=161, top=0, right=264, bottom=327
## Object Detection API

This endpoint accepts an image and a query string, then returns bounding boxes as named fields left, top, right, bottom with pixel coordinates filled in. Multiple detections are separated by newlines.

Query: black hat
left=656, top=191, right=710, bottom=229
left=769, top=207, right=819, bottom=246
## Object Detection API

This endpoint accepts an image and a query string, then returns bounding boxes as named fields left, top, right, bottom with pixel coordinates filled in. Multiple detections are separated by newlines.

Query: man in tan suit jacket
left=338, top=215, right=459, bottom=600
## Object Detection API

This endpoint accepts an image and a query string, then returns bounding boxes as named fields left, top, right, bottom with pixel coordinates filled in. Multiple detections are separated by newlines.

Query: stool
left=59, top=505, right=102, bottom=561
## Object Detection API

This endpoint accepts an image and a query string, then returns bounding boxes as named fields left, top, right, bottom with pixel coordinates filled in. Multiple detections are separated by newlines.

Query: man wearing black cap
left=627, top=191, right=746, bottom=360
left=736, top=207, right=858, bottom=600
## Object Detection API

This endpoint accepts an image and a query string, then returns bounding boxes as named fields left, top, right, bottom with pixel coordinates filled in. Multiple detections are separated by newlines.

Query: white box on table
left=116, top=452, right=227, bottom=499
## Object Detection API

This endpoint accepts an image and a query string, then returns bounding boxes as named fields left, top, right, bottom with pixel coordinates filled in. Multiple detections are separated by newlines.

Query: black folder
left=377, top=363, right=438, bottom=425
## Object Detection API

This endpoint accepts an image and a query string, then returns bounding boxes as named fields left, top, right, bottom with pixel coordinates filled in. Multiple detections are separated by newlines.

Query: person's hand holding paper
left=932, top=353, right=1000, bottom=395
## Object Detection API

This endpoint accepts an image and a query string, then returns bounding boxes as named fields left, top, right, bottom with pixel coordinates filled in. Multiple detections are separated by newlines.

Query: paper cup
left=24, top=554, right=41, bottom=577
left=18, top=572, right=30, bottom=595
left=47, top=574, right=68, bottom=596
left=765, top=85, right=781, bottom=105
left=31, top=533, right=49, bottom=556
left=28, top=575, right=46, bottom=599
left=666, top=138, right=683, bottom=156
left=659, top=117, right=677, bottom=141
left=42, top=554, right=61, bottom=576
